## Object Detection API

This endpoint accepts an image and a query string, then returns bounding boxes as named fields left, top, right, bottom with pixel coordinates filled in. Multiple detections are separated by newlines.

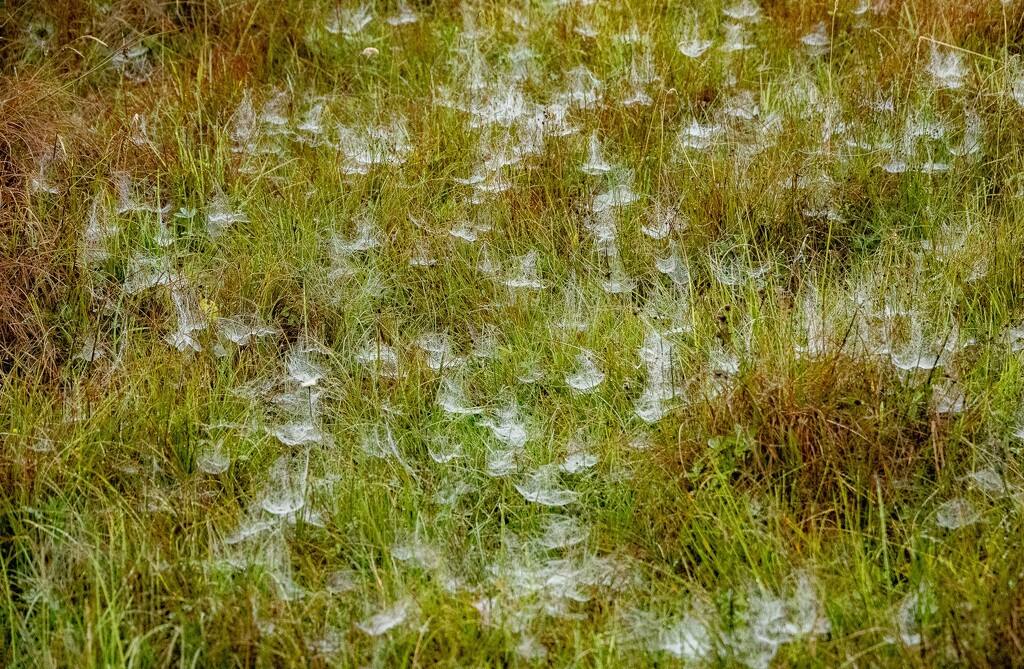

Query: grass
left=4, top=0, right=1024, bottom=666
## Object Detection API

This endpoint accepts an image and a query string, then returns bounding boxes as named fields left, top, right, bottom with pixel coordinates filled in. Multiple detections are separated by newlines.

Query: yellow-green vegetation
left=4, top=0, right=1024, bottom=666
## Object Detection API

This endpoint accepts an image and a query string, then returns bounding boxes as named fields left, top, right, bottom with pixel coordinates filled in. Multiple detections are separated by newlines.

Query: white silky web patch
left=358, top=599, right=413, bottom=636
left=260, top=450, right=309, bottom=517
left=516, top=467, right=579, bottom=507
left=565, top=349, right=606, bottom=393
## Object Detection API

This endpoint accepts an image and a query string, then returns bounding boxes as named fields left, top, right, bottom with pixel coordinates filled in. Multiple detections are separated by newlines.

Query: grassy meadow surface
left=4, top=0, right=1024, bottom=666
